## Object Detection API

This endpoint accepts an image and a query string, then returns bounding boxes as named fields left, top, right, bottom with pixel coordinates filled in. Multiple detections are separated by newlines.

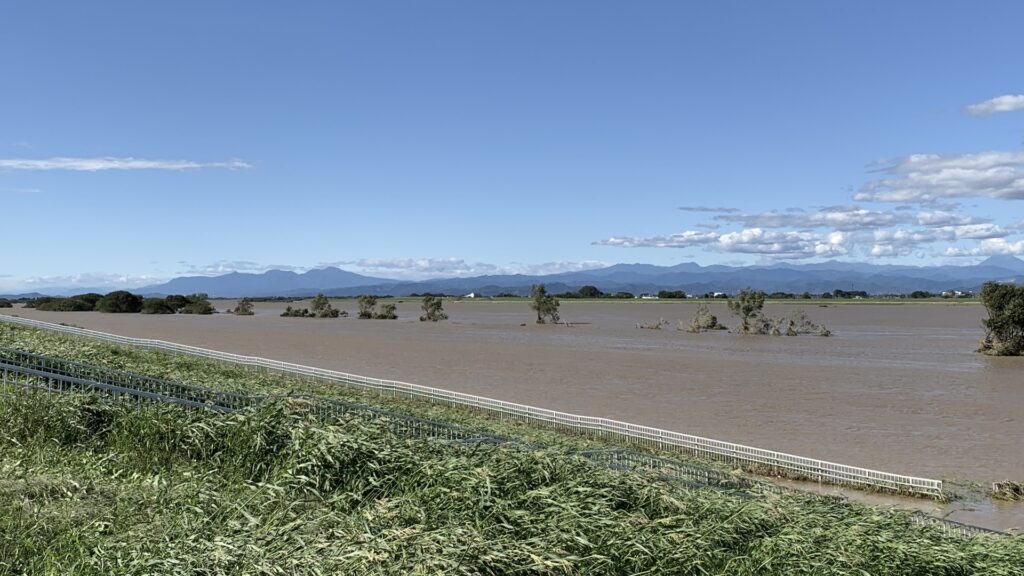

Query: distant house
left=463, top=292, right=477, bottom=299
left=639, top=294, right=659, bottom=300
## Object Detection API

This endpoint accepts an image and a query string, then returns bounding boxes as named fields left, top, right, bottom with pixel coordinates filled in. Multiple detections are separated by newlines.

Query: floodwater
left=3, top=300, right=1022, bottom=531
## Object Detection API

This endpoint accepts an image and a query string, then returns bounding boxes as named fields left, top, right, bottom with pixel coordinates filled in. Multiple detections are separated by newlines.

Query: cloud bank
left=0, top=157, right=251, bottom=171
left=964, top=94, right=1024, bottom=116
left=326, top=258, right=608, bottom=279
left=855, top=152, right=1024, bottom=203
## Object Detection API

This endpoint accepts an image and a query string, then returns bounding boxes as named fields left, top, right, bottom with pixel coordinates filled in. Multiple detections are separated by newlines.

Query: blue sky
left=1, top=1, right=1023, bottom=292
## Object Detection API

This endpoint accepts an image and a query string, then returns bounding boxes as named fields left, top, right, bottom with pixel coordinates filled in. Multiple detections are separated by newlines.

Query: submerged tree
left=357, top=295, right=378, bottom=319
left=140, top=298, right=176, bottom=315
left=232, top=298, right=255, bottom=316
left=420, top=295, right=448, bottom=322
left=375, top=302, right=398, bottom=320
left=530, top=284, right=560, bottom=324
left=35, top=297, right=95, bottom=312
left=723, top=290, right=830, bottom=337
left=979, top=282, right=1024, bottom=356
left=310, top=293, right=340, bottom=318
left=180, top=293, right=215, bottom=315
left=727, top=288, right=765, bottom=334
left=687, top=303, right=726, bottom=333
left=95, top=291, right=144, bottom=314
left=280, top=305, right=311, bottom=317
left=164, top=294, right=190, bottom=312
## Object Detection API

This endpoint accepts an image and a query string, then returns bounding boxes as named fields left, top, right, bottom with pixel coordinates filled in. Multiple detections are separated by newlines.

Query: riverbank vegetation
left=726, top=289, right=831, bottom=336
left=0, top=392, right=1014, bottom=575
left=530, top=284, right=560, bottom=324
left=354, top=295, right=397, bottom=320
left=979, top=282, right=1024, bottom=356
left=24, top=291, right=216, bottom=315
left=419, top=295, right=448, bottom=321
left=0, top=368, right=1020, bottom=574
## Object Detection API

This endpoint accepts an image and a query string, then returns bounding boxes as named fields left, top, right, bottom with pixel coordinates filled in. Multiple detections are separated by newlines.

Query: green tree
left=36, top=297, right=94, bottom=312
left=688, top=303, right=726, bottom=333
left=529, top=284, right=560, bottom=324
left=727, top=288, right=765, bottom=334
left=232, top=298, right=255, bottom=316
left=375, top=302, right=397, bottom=320
left=979, top=282, right=1024, bottom=356
left=578, top=285, right=604, bottom=298
left=310, top=293, right=330, bottom=314
left=310, top=293, right=339, bottom=318
left=95, top=291, right=144, bottom=313
left=180, top=293, right=215, bottom=315
left=140, top=298, right=176, bottom=314
left=420, top=295, right=448, bottom=322
left=280, top=305, right=311, bottom=317
left=71, top=293, right=103, bottom=309
left=0, top=298, right=11, bottom=308
left=357, top=295, right=378, bottom=319
left=165, top=294, right=190, bottom=312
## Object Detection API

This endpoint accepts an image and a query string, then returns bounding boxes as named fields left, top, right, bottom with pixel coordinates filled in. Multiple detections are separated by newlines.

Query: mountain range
left=6, top=256, right=1022, bottom=299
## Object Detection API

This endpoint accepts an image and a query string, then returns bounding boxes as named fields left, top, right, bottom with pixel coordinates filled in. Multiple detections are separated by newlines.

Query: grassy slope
left=2, top=393, right=1021, bottom=576
left=0, top=322, right=724, bottom=457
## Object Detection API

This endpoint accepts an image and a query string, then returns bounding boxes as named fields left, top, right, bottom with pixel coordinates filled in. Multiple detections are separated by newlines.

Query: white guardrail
left=0, top=314, right=943, bottom=496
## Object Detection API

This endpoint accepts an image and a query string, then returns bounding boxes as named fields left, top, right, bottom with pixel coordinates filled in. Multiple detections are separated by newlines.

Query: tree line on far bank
left=12, top=283, right=1022, bottom=356
left=23, top=292, right=216, bottom=315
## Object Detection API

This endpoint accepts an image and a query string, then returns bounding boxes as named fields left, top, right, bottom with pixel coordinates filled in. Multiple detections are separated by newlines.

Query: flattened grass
left=1, top=393, right=1020, bottom=575
left=0, top=322, right=717, bottom=456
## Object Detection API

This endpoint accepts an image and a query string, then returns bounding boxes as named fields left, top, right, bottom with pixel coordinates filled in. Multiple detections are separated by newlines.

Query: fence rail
left=0, top=314, right=943, bottom=496
left=0, top=346, right=512, bottom=447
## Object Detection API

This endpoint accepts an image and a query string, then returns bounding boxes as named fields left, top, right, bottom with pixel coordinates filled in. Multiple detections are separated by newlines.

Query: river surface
left=4, top=300, right=1022, bottom=531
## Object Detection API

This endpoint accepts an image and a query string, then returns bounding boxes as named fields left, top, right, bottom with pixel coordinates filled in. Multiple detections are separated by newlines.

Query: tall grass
left=0, top=322, right=724, bottom=459
left=1, top=392, right=1021, bottom=575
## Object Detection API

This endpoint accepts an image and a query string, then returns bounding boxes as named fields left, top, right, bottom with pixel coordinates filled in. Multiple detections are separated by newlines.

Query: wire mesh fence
left=0, top=344, right=1003, bottom=539
left=0, top=314, right=944, bottom=497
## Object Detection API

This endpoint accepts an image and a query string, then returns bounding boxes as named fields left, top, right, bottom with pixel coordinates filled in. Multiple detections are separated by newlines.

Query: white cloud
left=331, top=258, right=608, bottom=279
left=945, top=238, right=1024, bottom=257
left=915, top=210, right=987, bottom=227
left=716, top=205, right=907, bottom=231
left=1, top=187, right=41, bottom=194
left=18, top=273, right=165, bottom=290
left=678, top=206, right=739, bottom=213
left=867, top=224, right=1012, bottom=258
left=593, top=230, right=719, bottom=248
left=855, top=151, right=1024, bottom=202
left=718, top=228, right=848, bottom=258
left=180, top=261, right=304, bottom=275
left=869, top=229, right=942, bottom=258
left=0, top=157, right=251, bottom=171
left=948, top=223, right=1007, bottom=240
left=595, top=228, right=848, bottom=259
left=506, top=261, right=609, bottom=276
left=964, top=94, right=1024, bottom=116
left=334, top=258, right=495, bottom=277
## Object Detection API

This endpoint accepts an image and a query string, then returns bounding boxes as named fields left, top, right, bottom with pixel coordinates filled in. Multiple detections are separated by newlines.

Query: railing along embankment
left=0, top=313, right=943, bottom=497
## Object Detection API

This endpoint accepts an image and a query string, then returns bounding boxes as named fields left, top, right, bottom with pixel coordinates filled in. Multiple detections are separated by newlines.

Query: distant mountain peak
left=19, top=258, right=1024, bottom=298
left=974, top=254, right=1024, bottom=272
left=137, top=266, right=394, bottom=297
left=979, top=255, right=1024, bottom=268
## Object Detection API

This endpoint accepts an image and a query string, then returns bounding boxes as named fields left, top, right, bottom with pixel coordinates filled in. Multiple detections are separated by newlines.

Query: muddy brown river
left=4, top=300, right=1022, bottom=531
